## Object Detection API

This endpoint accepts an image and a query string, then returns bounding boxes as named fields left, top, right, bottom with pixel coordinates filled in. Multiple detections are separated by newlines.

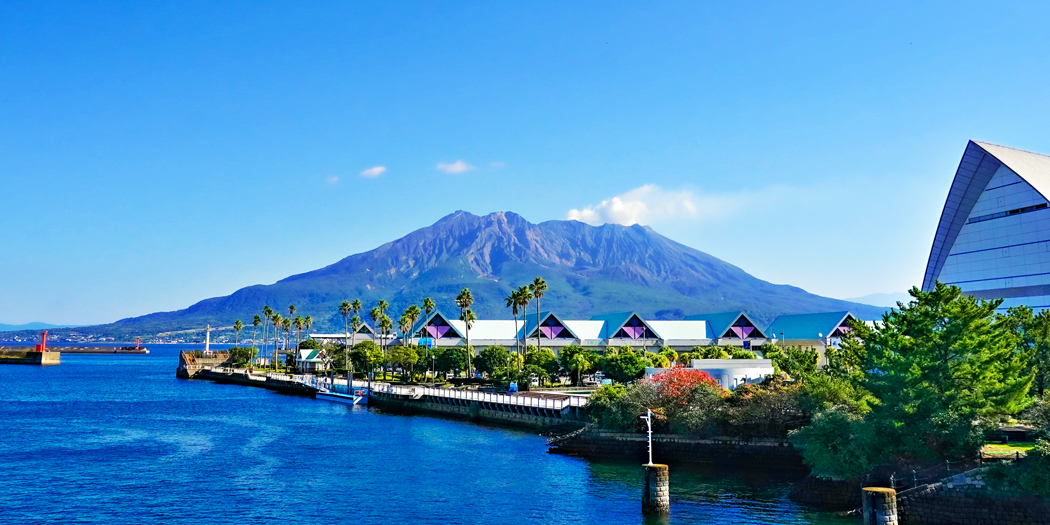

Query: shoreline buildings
left=311, top=309, right=859, bottom=363
left=923, top=140, right=1050, bottom=311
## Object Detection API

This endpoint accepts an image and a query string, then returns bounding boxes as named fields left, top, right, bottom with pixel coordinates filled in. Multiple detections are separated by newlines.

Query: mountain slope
left=0, top=322, right=76, bottom=333
left=43, top=211, right=886, bottom=339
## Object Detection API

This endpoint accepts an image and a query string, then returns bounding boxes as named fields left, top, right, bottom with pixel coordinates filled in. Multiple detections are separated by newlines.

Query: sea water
left=0, top=345, right=855, bottom=524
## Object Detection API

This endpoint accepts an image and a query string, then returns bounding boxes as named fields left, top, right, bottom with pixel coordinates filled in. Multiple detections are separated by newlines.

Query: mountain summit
left=81, top=211, right=885, bottom=337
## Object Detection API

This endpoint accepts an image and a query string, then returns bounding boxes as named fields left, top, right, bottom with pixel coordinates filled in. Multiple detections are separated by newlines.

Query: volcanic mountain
left=56, top=211, right=886, bottom=338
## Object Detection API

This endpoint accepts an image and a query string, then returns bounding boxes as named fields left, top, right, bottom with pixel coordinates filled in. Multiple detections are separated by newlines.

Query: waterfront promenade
left=182, top=359, right=590, bottom=427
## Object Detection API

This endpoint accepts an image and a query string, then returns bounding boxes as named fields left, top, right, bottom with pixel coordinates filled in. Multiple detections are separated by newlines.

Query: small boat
left=315, top=390, right=365, bottom=405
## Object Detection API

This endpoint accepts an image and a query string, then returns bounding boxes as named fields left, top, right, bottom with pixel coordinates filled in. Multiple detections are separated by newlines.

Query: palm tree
left=233, top=320, right=243, bottom=346
left=251, top=315, right=261, bottom=350
left=422, top=297, right=436, bottom=357
left=270, top=313, right=283, bottom=371
left=404, top=304, right=421, bottom=347
left=531, top=277, right=547, bottom=354
left=455, top=288, right=474, bottom=376
left=293, top=315, right=304, bottom=352
left=461, top=308, right=476, bottom=376
left=262, top=306, right=274, bottom=367
left=349, top=298, right=362, bottom=380
left=282, top=317, right=292, bottom=370
left=516, top=286, right=533, bottom=354
left=369, top=306, right=382, bottom=342
left=398, top=313, right=412, bottom=380
left=303, top=315, right=313, bottom=341
left=506, top=290, right=521, bottom=368
left=378, top=314, right=393, bottom=380
left=339, top=301, right=352, bottom=378
left=349, top=314, right=361, bottom=379
left=288, top=304, right=297, bottom=319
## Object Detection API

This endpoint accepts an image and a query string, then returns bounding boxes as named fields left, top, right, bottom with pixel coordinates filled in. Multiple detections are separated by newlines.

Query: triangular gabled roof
left=590, top=311, right=659, bottom=339
left=923, top=141, right=1050, bottom=291
left=412, top=311, right=465, bottom=339
left=298, top=349, right=327, bottom=361
left=766, top=312, right=855, bottom=340
left=356, top=323, right=374, bottom=335
left=523, top=311, right=580, bottom=340
left=684, top=311, right=766, bottom=339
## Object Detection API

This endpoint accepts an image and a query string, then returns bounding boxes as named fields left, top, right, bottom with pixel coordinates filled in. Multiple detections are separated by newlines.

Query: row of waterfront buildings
left=311, top=309, right=860, bottom=357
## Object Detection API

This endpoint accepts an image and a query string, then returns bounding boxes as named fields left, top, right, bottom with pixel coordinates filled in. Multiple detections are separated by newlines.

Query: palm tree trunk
left=536, top=299, right=541, bottom=356
left=343, top=317, right=349, bottom=388
left=512, top=312, right=519, bottom=370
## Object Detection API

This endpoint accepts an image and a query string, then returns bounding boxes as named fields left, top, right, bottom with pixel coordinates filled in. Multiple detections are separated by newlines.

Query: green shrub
left=586, top=384, right=626, bottom=426
left=789, top=407, right=874, bottom=479
left=298, top=339, right=321, bottom=350
left=694, top=347, right=730, bottom=359
left=1019, top=438, right=1050, bottom=496
left=731, top=349, right=757, bottom=359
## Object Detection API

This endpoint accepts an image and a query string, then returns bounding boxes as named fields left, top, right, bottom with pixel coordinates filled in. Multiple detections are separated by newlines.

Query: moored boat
left=315, top=390, right=365, bottom=405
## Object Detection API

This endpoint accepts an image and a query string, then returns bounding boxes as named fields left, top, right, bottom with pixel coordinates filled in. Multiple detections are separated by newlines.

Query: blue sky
left=3, top=1, right=1049, bottom=324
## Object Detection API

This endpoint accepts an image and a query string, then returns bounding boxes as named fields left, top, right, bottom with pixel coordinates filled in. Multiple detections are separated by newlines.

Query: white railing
left=373, top=384, right=588, bottom=410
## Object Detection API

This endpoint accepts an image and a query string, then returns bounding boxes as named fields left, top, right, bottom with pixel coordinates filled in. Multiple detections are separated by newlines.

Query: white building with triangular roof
left=923, top=140, right=1050, bottom=311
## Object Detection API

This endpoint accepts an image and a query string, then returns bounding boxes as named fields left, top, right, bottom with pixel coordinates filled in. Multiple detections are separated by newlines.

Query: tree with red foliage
left=646, top=368, right=720, bottom=405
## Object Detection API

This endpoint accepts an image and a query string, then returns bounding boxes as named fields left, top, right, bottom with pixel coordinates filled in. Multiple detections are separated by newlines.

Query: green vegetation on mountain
left=33, top=211, right=885, bottom=339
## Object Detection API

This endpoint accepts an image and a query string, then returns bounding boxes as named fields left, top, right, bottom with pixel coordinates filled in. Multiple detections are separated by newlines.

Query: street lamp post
left=640, top=408, right=654, bottom=465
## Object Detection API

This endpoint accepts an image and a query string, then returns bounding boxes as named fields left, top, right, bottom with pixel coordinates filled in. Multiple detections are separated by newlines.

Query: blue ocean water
left=0, top=345, right=854, bottom=524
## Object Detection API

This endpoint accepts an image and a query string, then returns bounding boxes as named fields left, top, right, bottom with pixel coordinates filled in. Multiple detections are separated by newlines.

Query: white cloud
left=326, top=176, right=339, bottom=184
left=566, top=184, right=754, bottom=226
left=436, top=160, right=473, bottom=174
left=360, top=166, right=387, bottom=178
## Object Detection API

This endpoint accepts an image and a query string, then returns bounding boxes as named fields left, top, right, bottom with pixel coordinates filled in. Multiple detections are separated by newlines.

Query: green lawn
left=982, top=442, right=1035, bottom=456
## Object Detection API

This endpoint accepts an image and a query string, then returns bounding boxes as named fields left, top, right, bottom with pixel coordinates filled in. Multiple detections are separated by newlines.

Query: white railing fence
left=372, top=384, right=587, bottom=409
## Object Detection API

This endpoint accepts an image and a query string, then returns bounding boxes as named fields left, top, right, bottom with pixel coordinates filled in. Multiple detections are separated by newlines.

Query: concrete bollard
left=642, top=464, right=670, bottom=515
left=861, top=487, right=897, bottom=525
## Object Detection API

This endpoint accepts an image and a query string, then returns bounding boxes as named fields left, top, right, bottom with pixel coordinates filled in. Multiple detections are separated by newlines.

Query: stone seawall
left=369, top=391, right=583, bottom=430
left=548, top=429, right=805, bottom=470
left=0, top=350, right=60, bottom=365
left=897, top=468, right=1050, bottom=524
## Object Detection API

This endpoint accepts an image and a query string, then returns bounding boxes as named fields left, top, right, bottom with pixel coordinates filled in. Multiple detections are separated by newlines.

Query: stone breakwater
left=547, top=428, right=806, bottom=470
left=896, top=468, right=1050, bottom=524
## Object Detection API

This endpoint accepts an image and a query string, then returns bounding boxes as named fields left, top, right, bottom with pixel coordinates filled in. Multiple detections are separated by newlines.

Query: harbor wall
left=180, top=367, right=318, bottom=396
left=369, top=390, right=585, bottom=430
left=0, top=350, right=60, bottom=365
left=897, top=468, right=1050, bottom=524
left=547, top=428, right=805, bottom=471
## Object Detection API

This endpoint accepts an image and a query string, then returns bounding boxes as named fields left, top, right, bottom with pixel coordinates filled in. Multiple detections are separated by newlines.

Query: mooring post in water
left=861, top=487, right=897, bottom=525
left=640, top=409, right=669, bottom=515
left=642, top=464, right=669, bottom=515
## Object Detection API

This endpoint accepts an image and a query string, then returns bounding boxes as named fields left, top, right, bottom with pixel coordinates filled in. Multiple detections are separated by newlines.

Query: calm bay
left=0, top=345, right=854, bottom=524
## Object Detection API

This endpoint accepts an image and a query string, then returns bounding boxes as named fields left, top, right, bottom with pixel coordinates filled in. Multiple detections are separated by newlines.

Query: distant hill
left=844, top=292, right=913, bottom=308
left=0, top=322, right=76, bottom=333
left=34, top=211, right=886, bottom=340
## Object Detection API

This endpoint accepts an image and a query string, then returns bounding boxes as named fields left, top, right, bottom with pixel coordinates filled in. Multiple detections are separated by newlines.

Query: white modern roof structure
left=923, top=141, right=1050, bottom=311
left=389, top=309, right=721, bottom=351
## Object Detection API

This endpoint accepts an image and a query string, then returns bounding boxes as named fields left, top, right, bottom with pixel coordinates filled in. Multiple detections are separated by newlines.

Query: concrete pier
left=862, top=487, right=897, bottom=525
left=642, top=464, right=670, bottom=515
left=0, top=350, right=60, bottom=365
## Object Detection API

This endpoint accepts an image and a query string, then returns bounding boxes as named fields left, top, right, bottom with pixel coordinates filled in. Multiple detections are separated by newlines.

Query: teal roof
left=589, top=311, right=655, bottom=339
left=299, top=349, right=324, bottom=361
left=522, top=310, right=552, bottom=335
left=684, top=311, right=744, bottom=339
left=523, top=311, right=579, bottom=339
left=411, top=310, right=465, bottom=339
left=766, top=312, right=853, bottom=340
